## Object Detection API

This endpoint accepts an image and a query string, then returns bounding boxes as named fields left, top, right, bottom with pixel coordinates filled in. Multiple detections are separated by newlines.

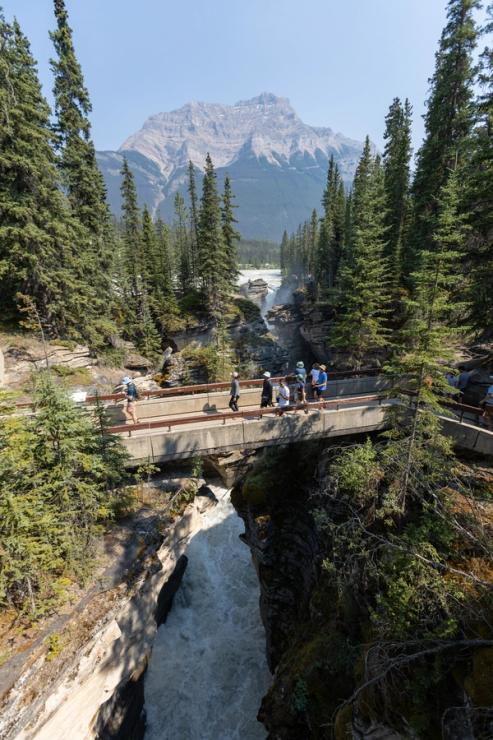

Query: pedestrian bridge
left=98, top=375, right=493, bottom=466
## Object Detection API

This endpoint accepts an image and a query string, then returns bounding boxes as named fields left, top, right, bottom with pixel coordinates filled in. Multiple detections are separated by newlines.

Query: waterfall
left=144, top=483, right=270, bottom=740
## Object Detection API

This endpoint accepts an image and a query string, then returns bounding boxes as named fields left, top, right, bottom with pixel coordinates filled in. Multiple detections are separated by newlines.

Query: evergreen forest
left=1, top=1, right=493, bottom=737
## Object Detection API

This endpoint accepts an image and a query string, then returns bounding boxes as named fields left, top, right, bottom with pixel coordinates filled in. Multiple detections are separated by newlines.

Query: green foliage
left=383, top=97, right=413, bottom=289
left=238, top=239, right=280, bottom=267
left=411, top=0, right=480, bottom=255
left=329, top=146, right=391, bottom=365
left=0, top=373, right=129, bottom=615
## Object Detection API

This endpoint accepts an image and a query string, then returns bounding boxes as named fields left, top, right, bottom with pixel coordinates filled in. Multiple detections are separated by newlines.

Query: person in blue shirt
left=313, top=364, right=327, bottom=401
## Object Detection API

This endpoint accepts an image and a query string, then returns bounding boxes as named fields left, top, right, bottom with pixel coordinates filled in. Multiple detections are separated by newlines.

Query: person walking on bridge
left=122, top=376, right=139, bottom=424
left=229, top=371, right=240, bottom=412
left=261, top=371, right=273, bottom=408
left=313, top=364, right=327, bottom=401
left=277, top=377, right=291, bottom=416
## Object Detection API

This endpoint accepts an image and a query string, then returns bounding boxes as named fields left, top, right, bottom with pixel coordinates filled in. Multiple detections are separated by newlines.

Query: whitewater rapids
left=144, top=483, right=270, bottom=740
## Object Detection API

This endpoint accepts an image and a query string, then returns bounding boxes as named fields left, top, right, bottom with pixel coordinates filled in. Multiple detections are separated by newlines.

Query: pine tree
left=188, top=160, right=199, bottom=286
left=411, top=0, right=480, bottom=251
left=174, top=192, right=192, bottom=294
left=383, top=98, right=413, bottom=288
left=280, top=231, right=289, bottom=276
left=316, top=156, right=345, bottom=294
left=197, top=153, right=227, bottom=315
left=154, top=218, right=176, bottom=301
left=385, top=167, right=468, bottom=505
left=0, top=372, right=127, bottom=613
left=119, top=161, right=160, bottom=357
left=50, top=0, right=108, bottom=233
left=308, top=209, right=318, bottom=277
left=465, top=4, right=493, bottom=339
left=50, top=0, right=115, bottom=331
left=221, top=176, right=240, bottom=294
left=330, top=153, right=390, bottom=367
left=0, top=17, right=92, bottom=338
left=120, top=158, right=142, bottom=301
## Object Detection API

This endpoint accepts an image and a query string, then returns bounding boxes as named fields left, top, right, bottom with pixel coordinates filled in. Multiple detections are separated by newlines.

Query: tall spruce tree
left=330, top=152, right=390, bottom=367
left=50, top=0, right=115, bottom=331
left=383, top=98, right=413, bottom=288
left=188, top=160, right=199, bottom=287
left=316, top=156, right=345, bottom=294
left=221, top=176, right=240, bottom=294
left=197, top=154, right=226, bottom=314
left=386, top=167, right=468, bottom=504
left=465, top=4, right=493, bottom=339
left=174, top=192, right=192, bottom=294
left=411, top=0, right=480, bottom=251
left=0, top=17, right=92, bottom=338
left=120, top=159, right=141, bottom=300
left=280, top=230, right=289, bottom=276
left=50, top=0, right=108, bottom=233
left=119, top=161, right=160, bottom=357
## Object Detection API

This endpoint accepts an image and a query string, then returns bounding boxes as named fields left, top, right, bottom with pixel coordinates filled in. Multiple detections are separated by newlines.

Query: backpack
left=127, top=382, right=140, bottom=400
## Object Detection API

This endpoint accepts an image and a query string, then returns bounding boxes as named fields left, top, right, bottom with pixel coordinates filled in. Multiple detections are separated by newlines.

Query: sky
left=1, top=0, right=467, bottom=153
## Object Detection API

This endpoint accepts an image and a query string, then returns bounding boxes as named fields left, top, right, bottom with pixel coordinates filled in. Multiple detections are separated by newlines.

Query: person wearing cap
left=121, top=376, right=139, bottom=424
left=293, top=373, right=307, bottom=413
left=479, top=375, right=493, bottom=429
left=295, top=361, right=307, bottom=381
left=313, top=364, right=327, bottom=401
left=229, top=371, right=240, bottom=412
left=260, top=371, right=273, bottom=408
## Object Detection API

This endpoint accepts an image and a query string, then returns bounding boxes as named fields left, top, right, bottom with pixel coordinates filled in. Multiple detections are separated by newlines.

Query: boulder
left=240, top=278, right=269, bottom=300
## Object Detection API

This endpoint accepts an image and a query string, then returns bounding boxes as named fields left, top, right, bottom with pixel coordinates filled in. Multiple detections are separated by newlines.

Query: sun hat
left=232, top=371, right=239, bottom=378
left=121, top=376, right=131, bottom=384
left=296, top=361, right=305, bottom=368
left=263, top=371, right=271, bottom=378
left=319, top=364, right=327, bottom=371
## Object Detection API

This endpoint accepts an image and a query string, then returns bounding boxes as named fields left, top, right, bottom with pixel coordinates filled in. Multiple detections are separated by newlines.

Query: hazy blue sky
left=2, top=1, right=465, bottom=152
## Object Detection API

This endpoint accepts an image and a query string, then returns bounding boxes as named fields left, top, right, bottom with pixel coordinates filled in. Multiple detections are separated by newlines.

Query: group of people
left=230, top=361, right=330, bottom=415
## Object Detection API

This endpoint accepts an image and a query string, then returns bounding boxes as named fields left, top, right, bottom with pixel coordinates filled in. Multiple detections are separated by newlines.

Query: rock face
left=231, top=446, right=320, bottom=673
left=241, top=278, right=269, bottom=300
left=96, top=93, right=367, bottom=240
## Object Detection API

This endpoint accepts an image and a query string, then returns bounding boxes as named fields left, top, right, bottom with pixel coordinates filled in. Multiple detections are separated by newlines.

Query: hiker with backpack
left=122, top=376, right=139, bottom=424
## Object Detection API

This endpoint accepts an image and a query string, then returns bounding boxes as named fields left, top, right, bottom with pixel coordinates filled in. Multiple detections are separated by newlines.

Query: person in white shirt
left=277, top=378, right=291, bottom=416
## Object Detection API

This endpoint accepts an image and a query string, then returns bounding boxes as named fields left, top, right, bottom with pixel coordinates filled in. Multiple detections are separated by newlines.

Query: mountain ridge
left=96, top=93, right=367, bottom=240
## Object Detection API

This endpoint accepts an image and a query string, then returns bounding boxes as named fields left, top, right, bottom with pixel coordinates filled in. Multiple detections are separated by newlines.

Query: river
left=144, top=483, right=271, bottom=740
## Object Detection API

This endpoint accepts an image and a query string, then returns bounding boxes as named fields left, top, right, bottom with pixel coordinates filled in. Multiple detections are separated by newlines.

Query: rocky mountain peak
left=119, top=93, right=355, bottom=179
left=97, top=94, right=367, bottom=240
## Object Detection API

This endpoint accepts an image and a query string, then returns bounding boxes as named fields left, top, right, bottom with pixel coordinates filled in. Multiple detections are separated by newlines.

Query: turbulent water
left=144, top=484, right=271, bottom=740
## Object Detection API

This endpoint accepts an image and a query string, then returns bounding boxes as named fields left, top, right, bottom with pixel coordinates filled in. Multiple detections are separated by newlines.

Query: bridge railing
left=14, top=367, right=382, bottom=409
left=109, top=393, right=388, bottom=435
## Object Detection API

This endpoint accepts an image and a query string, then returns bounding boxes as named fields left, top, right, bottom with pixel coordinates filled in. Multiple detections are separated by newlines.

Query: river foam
left=144, top=483, right=270, bottom=740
